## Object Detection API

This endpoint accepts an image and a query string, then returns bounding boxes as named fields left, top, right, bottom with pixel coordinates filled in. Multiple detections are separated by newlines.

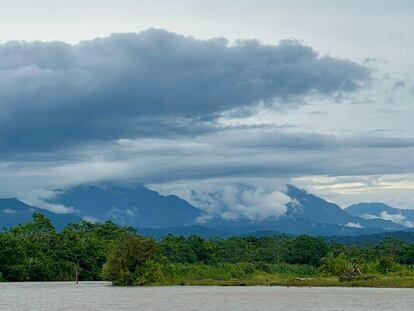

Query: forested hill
left=329, top=229, right=414, bottom=245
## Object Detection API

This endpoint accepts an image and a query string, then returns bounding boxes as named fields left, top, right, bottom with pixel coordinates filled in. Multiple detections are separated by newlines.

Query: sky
left=1, top=0, right=414, bottom=216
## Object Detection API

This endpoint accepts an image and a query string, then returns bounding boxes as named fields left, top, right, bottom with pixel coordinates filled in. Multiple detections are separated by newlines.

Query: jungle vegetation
left=1, top=213, right=414, bottom=287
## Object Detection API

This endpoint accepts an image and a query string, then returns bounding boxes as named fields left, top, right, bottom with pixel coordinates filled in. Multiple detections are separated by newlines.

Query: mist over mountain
left=1, top=183, right=411, bottom=237
left=345, top=203, right=414, bottom=228
left=284, top=185, right=404, bottom=231
left=194, top=185, right=404, bottom=237
left=0, top=198, right=80, bottom=230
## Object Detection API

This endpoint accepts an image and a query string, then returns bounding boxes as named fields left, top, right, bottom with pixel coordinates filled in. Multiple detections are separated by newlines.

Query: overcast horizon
left=1, top=0, right=414, bottom=217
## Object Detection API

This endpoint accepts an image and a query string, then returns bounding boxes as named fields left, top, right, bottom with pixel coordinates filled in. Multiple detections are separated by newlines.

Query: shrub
left=134, top=260, right=163, bottom=285
left=377, top=256, right=396, bottom=274
left=320, top=253, right=349, bottom=276
left=339, top=261, right=363, bottom=281
left=320, top=253, right=364, bottom=281
left=102, top=236, right=159, bottom=285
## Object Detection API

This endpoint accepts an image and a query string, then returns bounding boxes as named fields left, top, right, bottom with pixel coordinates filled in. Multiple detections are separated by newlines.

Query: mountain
left=203, top=216, right=386, bottom=237
left=161, top=185, right=405, bottom=237
left=345, top=202, right=414, bottom=228
left=285, top=184, right=356, bottom=224
left=48, top=184, right=204, bottom=228
left=0, top=198, right=80, bottom=230
left=48, top=183, right=406, bottom=237
left=5, top=183, right=410, bottom=237
left=284, top=185, right=405, bottom=231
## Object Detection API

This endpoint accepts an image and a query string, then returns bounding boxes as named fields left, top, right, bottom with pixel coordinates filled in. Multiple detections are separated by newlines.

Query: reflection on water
left=0, top=282, right=413, bottom=311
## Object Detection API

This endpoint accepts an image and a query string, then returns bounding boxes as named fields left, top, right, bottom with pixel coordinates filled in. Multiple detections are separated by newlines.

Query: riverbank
left=138, top=261, right=414, bottom=288
left=154, top=274, right=414, bottom=288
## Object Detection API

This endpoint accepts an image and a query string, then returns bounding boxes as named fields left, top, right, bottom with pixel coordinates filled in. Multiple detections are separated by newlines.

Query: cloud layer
left=0, top=29, right=370, bottom=153
left=2, top=29, right=413, bottom=215
left=191, top=184, right=291, bottom=221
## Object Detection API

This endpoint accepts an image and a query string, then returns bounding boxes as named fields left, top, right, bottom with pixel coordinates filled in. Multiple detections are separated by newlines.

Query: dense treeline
left=1, top=214, right=414, bottom=286
left=0, top=213, right=135, bottom=282
left=329, top=230, right=414, bottom=245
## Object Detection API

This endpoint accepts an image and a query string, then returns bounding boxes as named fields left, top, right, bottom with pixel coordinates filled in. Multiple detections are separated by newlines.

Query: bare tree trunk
left=75, top=264, right=79, bottom=285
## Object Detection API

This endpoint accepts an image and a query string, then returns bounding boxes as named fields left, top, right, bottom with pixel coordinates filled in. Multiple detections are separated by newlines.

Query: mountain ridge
left=345, top=202, right=414, bottom=228
left=47, top=183, right=203, bottom=228
left=1, top=183, right=412, bottom=236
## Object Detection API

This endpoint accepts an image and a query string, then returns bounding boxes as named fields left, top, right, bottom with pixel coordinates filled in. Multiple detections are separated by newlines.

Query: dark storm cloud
left=0, top=29, right=370, bottom=153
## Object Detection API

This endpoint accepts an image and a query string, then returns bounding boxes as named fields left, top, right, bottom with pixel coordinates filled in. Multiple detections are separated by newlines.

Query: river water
left=0, top=282, right=412, bottom=311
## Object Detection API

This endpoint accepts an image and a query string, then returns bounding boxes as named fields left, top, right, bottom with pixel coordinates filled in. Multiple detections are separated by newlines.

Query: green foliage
left=162, top=262, right=257, bottom=281
left=159, top=235, right=213, bottom=264
left=102, top=236, right=159, bottom=285
left=377, top=256, right=396, bottom=274
left=160, top=261, right=319, bottom=285
left=135, top=260, right=164, bottom=285
left=0, top=233, right=28, bottom=281
left=0, top=214, right=134, bottom=282
left=10, top=213, right=56, bottom=238
left=320, top=252, right=366, bottom=281
left=397, top=244, right=414, bottom=265
left=338, top=261, right=363, bottom=281
left=265, top=262, right=318, bottom=276
left=320, top=253, right=350, bottom=276
left=320, top=252, right=405, bottom=281
left=1, top=213, right=414, bottom=285
left=285, top=235, right=329, bottom=266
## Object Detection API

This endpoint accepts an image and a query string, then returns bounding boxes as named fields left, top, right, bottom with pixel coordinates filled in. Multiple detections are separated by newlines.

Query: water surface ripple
left=0, top=282, right=413, bottom=311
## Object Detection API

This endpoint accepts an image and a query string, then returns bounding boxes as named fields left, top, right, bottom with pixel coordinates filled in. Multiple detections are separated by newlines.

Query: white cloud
left=37, top=203, right=77, bottom=215
left=82, top=216, right=99, bottom=223
left=152, top=181, right=291, bottom=221
left=345, top=222, right=363, bottom=228
left=13, top=188, right=77, bottom=214
left=362, top=211, right=414, bottom=228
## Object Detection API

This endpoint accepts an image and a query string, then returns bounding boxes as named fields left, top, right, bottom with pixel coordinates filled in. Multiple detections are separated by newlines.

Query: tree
left=11, top=213, right=56, bottom=238
left=377, top=256, right=396, bottom=274
left=398, top=244, right=414, bottom=265
left=376, top=238, right=403, bottom=258
left=159, top=235, right=213, bottom=264
left=102, top=236, right=160, bottom=285
left=8, top=213, right=58, bottom=281
left=0, top=234, right=28, bottom=281
left=285, top=235, right=329, bottom=266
